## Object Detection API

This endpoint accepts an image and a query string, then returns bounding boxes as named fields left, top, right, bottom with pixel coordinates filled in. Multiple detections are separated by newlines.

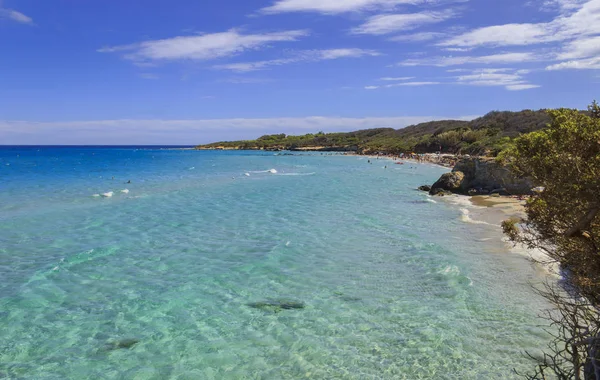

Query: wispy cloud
left=260, top=0, right=440, bottom=15
left=0, top=115, right=477, bottom=145
left=352, top=10, right=456, bottom=35
left=214, top=48, right=381, bottom=72
left=440, top=0, right=600, bottom=47
left=99, top=29, right=309, bottom=64
left=0, top=8, right=33, bottom=24
left=546, top=34, right=600, bottom=69
left=389, top=32, right=446, bottom=42
left=380, top=76, right=416, bottom=81
left=453, top=68, right=540, bottom=90
left=398, top=52, right=539, bottom=66
left=505, top=84, right=541, bottom=90
left=366, top=81, right=441, bottom=89
left=437, top=0, right=600, bottom=70
left=366, top=68, right=539, bottom=90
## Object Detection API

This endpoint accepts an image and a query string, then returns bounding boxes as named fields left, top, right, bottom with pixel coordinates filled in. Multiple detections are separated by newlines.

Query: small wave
left=248, top=169, right=278, bottom=174
left=459, top=208, right=494, bottom=225
left=92, top=194, right=100, bottom=197
left=189, top=167, right=195, bottom=170
left=101, top=192, right=114, bottom=198
left=244, top=173, right=250, bottom=177
left=426, top=198, right=437, bottom=204
left=120, top=189, right=130, bottom=194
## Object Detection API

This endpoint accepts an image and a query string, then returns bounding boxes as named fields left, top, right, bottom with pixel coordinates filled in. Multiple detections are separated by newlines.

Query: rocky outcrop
left=430, top=172, right=466, bottom=194
left=429, top=157, right=534, bottom=196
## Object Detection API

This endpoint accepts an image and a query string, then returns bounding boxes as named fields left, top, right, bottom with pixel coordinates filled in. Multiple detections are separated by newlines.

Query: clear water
left=0, top=147, right=550, bottom=379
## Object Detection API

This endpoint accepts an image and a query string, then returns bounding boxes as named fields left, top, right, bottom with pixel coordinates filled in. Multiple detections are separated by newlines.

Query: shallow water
left=0, top=148, right=551, bottom=379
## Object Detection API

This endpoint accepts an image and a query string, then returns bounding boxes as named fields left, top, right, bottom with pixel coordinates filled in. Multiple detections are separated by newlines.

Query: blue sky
left=0, top=0, right=598, bottom=144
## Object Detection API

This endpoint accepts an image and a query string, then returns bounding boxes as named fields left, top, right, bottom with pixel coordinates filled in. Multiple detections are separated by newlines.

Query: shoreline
left=462, top=194, right=559, bottom=277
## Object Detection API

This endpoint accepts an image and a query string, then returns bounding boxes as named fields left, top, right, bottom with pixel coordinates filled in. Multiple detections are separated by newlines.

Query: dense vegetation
left=501, top=102, right=600, bottom=379
left=197, top=109, right=551, bottom=156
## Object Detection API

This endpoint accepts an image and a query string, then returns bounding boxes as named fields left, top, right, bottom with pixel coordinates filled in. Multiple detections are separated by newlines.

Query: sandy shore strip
left=466, top=195, right=559, bottom=276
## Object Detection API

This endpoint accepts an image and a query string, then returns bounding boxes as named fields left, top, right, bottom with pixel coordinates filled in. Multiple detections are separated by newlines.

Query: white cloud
left=352, top=11, right=456, bottom=35
left=399, top=52, right=538, bottom=66
left=440, top=0, right=600, bottom=48
left=546, top=56, right=600, bottom=69
left=434, top=0, right=600, bottom=70
left=261, top=0, right=429, bottom=15
left=0, top=8, right=33, bottom=24
left=367, top=68, right=539, bottom=90
left=443, top=47, right=472, bottom=52
left=453, top=68, right=540, bottom=90
left=440, top=23, right=553, bottom=47
left=365, top=81, right=441, bottom=89
left=0, top=115, right=477, bottom=145
left=99, top=29, right=308, bottom=63
left=214, top=48, right=380, bottom=72
left=556, top=35, right=600, bottom=59
left=389, top=32, right=446, bottom=42
left=506, top=84, right=541, bottom=90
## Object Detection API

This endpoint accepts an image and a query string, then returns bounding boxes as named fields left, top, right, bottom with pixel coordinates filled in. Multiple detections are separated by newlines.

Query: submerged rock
left=247, top=299, right=305, bottom=312
left=430, top=188, right=453, bottom=196
left=418, top=185, right=431, bottom=192
left=103, top=338, right=140, bottom=351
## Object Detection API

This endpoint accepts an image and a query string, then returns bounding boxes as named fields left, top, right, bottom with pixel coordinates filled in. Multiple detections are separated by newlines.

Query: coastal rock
left=453, top=158, right=534, bottom=195
left=468, top=188, right=490, bottom=196
left=418, top=185, right=432, bottom=192
left=430, top=171, right=466, bottom=194
left=429, top=157, right=535, bottom=196
left=490, top=188, right=510, bottom=196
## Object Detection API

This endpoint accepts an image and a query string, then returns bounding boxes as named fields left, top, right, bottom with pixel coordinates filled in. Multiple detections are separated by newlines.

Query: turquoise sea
left=0, top=147, right=551, bottom=379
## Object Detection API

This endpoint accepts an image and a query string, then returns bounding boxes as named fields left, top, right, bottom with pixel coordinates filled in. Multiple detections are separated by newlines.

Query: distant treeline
left=196, top=109, right=554, bottom=156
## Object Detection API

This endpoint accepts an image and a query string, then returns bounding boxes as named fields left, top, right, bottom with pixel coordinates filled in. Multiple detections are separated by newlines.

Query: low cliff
left=427, top=157, right=534, bottom=196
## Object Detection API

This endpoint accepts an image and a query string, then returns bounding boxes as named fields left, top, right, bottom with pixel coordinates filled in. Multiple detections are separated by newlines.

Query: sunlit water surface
left=0, top=147, right=550, bottom=379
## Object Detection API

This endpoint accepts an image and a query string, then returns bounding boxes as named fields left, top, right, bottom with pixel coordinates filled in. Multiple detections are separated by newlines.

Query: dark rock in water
left=430, top=171, right=466, bottom=195
left=430, top=188, right=453, bottom=196
left=340, top=295, right=361, bottom=302
left=247, top=299, right=305, bottom=312
left=103, top=338, right=140, bottom=351
left=418, top=185, right=431, bottom=192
